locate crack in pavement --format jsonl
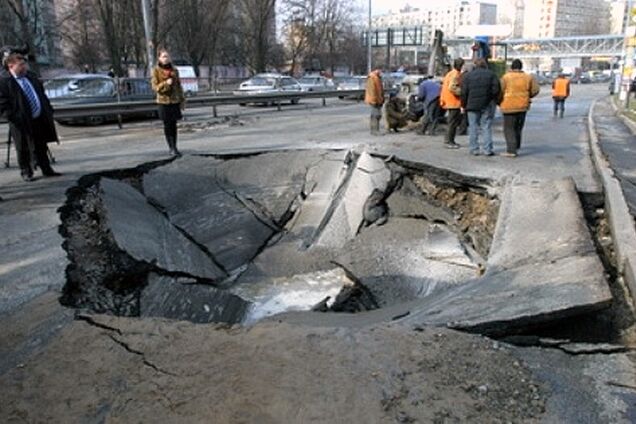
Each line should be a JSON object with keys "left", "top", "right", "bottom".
{"left": 78, "top": 314, "right": 178, "bottom": 377}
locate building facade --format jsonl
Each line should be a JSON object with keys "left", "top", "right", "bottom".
{"left": 609, "top": 0, "right": 628, "bottom": 35}
{"left": 372, "top": 1, "right": 497, "bottom": 40}
{"left": 522, "top": 0, "right": 611, "bottom": 39}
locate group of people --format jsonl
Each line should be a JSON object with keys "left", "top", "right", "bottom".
{"left": 0, "top": 47, "right": 185, "bottom": 186}
{"left": 365, "top": 58, "right": 572, "bottom": 158}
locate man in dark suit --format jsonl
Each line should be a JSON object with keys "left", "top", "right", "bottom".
{"left": 0, "top": 51, "right": 60, "bottom": 181}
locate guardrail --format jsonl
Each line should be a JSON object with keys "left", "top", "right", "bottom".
{"left": 50, "top": 89, "right": 366, "bottom": 121}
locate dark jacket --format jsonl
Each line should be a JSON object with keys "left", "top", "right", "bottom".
{"left": 0, "top": 70, "right": 58, "bottom": 145}
{"left": 461, "top": 67, "right": 501, "bottom": 112}
{"left": 385, "top": 97, "right": 408, "bottom": 129}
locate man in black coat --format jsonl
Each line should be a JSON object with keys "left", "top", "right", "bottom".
{"left": 461, "top": 58, "right": 500, "bottom": 156}
{"left": 0, "top": 52, "right": 59, "bottom": 181}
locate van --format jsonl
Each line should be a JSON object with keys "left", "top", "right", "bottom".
{"left": 176, "top": 66, "right": 199, "bottom": 96}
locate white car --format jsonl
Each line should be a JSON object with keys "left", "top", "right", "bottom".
{"left": 175, "top": 66, "right": 199, "bottom": 96}
{"left": 234, "top": 73, "right": 302, "bottom": 105}
{"left": 297, "top": 76, "right": 335, "bottom": 92}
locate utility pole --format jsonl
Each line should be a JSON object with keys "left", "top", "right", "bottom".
{"left": 141, "top": 0, "right": 154, "bottom": 76}
{"left": 367, "top": 0, "right": 372, "bottom": 74}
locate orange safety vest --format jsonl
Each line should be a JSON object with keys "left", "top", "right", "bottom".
{"left": 365, "top": 71, "right": 384, "bottom": 106}
{"left": 552, "top": 78, "right": 570, "bottom": 98}
{"left": 440, "top": 69, "right": 461, "bottom": 110}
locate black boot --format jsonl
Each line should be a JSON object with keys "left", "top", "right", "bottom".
{"left": 166, "top": 136, "right": 181, "bottom": 157}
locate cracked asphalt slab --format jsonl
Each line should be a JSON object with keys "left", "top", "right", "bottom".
{"left": 1, "top": 86, "right": 635, "bottom": 422}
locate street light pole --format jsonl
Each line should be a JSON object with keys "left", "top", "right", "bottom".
{"left": 367, "top": 0, "right": 372, "bottom": 74}
{"left": 141, "top": 0, "right": 154, "bottom": 76}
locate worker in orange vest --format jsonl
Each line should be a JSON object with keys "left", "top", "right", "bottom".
{"left": 552, "top": 73, "right": 571, "bottom": 118}
{"left": 499, "top": 59, "right": 540, "bottom": 157}
{"left": 440, "top": 57, "right": 465, "bottom": 149}
{"left": 365, "top": 67, "right": 385, "bottom": 135}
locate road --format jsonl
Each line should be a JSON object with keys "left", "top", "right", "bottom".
{"left": 2, "top": 83, "right": 635, "bottom": 423}
{"left": 0, "top": 84, "right": 605, "bottom": 315}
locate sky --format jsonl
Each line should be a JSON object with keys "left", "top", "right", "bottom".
{"left": 364, "top": 0, "right": 509, "bottom": 17}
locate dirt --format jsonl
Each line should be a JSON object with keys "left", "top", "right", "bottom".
{"left": 0, "top": 315, "right": 547, "bottom": 423}
{"left": 411, "top": 174, "right": 499, "bottom": 257}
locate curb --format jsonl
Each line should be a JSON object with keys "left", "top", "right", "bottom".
{"left": 588, "top": 99, "right": 636, "bottom": 305}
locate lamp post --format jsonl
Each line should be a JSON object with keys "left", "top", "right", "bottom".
{"left": 367, "top": 0, "right": 372, "bottom": 74}
{"left": 621, "top": 0, "right": 634, "bottom": 105}
{"left": 141, "top": 0, "right": 154, "bottom": 76}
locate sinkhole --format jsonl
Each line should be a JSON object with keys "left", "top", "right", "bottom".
{"left": 58, "top": 149, "right": 621, "bottom": 339}
{"left": 58, "top": 149, "right": 500, "bottom": 326}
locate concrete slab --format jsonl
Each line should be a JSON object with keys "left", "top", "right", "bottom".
{"left": 140, "top": 274, "right": 249, "bottom": 324}
{"left": 338, "top": 218, "right": 479, "bottom": 306}
{"left": 100, "top": 178, "right": 226, "bottom": 280}
{"left": 279, "top": 179, "right": 612, "bottom": 335}
{"left": 315, "top": 151, "right": 392, "bottom": 248}
{"left": 232, "top": 268, "right": 354, "bottom": 324}
{"left": 143, "top": 156, "right": 275, "bottom": 271}
{"left": 487, "top": 179, "right": 597, "bottom": 272}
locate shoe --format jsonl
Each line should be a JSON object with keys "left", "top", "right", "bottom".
{"left": 500, "top": 152, "right": 517, "bottom": 158}
{"left": 21, "top": 173, "right": 35, "bottom": 182}
{"left": 444, "top": 142, "right": 460, "bottom": 149}
{"left": 42, "top": 169, "right": 62, "bottom": 177}
{"left": 483, "top": 151, "right": 495, "bottom": 157}
{"left": 470, "top": 150, "right": 480, "bottom": 156}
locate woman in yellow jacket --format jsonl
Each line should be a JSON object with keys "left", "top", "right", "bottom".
{"left": 151, "top": 49, "right": 186, "bottom": 157}
{"left": 499, "top": 59, "right": 540, "bottom": 157}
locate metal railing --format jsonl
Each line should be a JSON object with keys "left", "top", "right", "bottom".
{"left": 48, "top": 89, "right": 366, "bottom": 122}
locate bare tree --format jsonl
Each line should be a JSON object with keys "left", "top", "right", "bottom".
{"left": 57, "top": 0, "right": 103, "bottom": 71}
{"left": 280, "top": 0, "right": 358, "bottom": 74}
{"left": 167, "top": 0, "right": 230, "bottom": 76}
{"left": 2, "top": 0, "right": 59, "bottom": 73}
{"left": 234, "top": 0, "right": 277, "bottom": 73}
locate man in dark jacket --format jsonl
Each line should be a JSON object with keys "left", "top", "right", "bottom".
{"left": 0, "top": 52, "right": 59, "bottom": 181}
{"left": 461, "top": 58, "right": 500, "bottom": 156}
{"left": 417, "top": 76, "right": 443, "bottom": 135}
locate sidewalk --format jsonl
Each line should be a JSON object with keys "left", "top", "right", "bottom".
{"left": 596, "top": 97, "right": 636, "bottom": 216}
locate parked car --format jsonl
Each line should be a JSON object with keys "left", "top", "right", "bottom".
{"left": 45, "top": 75, "right": 156, "bottom": 125}
{"left": 297, "top": 75, "right": 335, "bottom": 92}
{"left": 234, "top": 73, "right": 302, "bottom": 105}
{"left": 175, "top": 66, "right": 199, "bottom": 96}
{"left": 534, "top": 73, "right": 552, "bottom": 86}
{"left": 337, "top": 76, "right": 367, "bottom": 100}
{"left": 45, "top": 74, "right": 113, "bottom": 100}
{"left": 571, "top": 74, "right": 592, "bottom": 84}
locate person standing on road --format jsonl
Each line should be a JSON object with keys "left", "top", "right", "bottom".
{"left": 151, "top": 49, "right": 185, "bottom": 157}
{"left": 552, "top": 73, "right": 570, "bottom": 118}
{"left": 499, "top": 59, "right": 540, "bottom": 158}
{"left": 365, "top": 67, "right": 384, "bottom": 135}
{"left": 417, "top": 76, "right": 443, "bottom": 136}
{"left": 461, "top": 58, "right": 500, "bottom": 156}
{"left": 440, "top": 58, "right": 465, "bottom": 149}
{"left": 0, "top": 52, "right": 60, "bottom": 182}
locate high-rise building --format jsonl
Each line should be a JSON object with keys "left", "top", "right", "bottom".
{"left": 609, "top": 0, "right": 629, "bottom": 35}
{"left": 522, "top": 0, "right": 610, "bottom": 39}
{"left": 372, "top": 1, "right": 497, "bottom": 40}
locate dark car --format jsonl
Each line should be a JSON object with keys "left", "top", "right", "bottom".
{"left": 570, "top": 74, "right": 592, "bottom": 84}
{"left": 45, "top": 74, "right": 156, "bottom": 125}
